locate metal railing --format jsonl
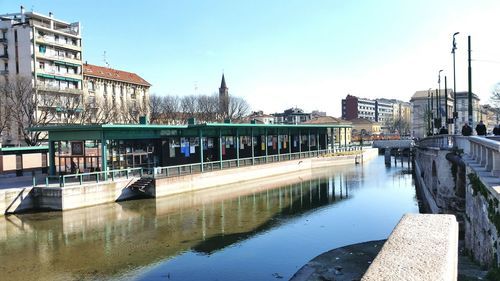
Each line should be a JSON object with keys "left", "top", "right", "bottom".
{"left": 150, "top": 146, "right": 362, "bottom": 179}
{"left": 39, "top": 146, "right": 363, "bottom": 187}
{"left": 44, "top": 167, "right": 143, "bottom": 187}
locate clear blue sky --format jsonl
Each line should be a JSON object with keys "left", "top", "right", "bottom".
{"left": 2, "top": 0, "right": 500, "bottom": 116}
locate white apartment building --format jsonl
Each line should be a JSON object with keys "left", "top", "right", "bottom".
{"left": 0, "top": 7, "right": 83, "bottom": 145}
{"left": 375, "top": 99, "right": 393, "bottom": 126}
{"left": 83, "top": 64, "right": 150, "bottom": 123}
{"left": 357, "top": 98, "right": 376, "bottom": 121}
{"left": 0, "top": 7, "right": 151, "bottom": 146}
{"left": 454, "top": 92, "right": 481, "bottom": 129}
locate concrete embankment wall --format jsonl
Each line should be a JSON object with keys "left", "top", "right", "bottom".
{"left": 0, "top": 178, "right": 140, "bottom": 214}
{"left": 413, "top": 148, "right": 464, "bottom": 215}
{"left": 149, "top": 148, "right": 378, "bottom": 198}
{"left": 362, "top": 214, "right": 458, "bottom": 281}
{"left": 463, "top": 162, "right": 500, "bottom": 267}
{"left": 414, "top": 147, "right": 500, "bottom": 268}
{"left": 0, "top": 148, "right": 378, "bottom": 215}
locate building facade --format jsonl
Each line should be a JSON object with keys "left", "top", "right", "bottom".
{"left": 0, "top": 7, "right": 83, "bottom": 146}
{"left": 272, "top": 107, "right": 312, "bottom": 124}
{"left": 410, "top": 89, "right": 455, "bottom": 138}
{"left": 82, "top": 64, "right": 150, "bottom": 124}
{"left": 454, "top": 91, "right": 481, "bottom": 129}
{"left": 0, "top": 7, "right": 150, "bottom": 146}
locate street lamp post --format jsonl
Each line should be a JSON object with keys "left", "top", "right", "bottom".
{"left": 445, "top": 76, "right": 448, "bottom": 132}
{"left": 438, "top": 70, "right": 444, "bottom": 128}
{"left": 427, "top": 88, "right": 432, "bottom": 135}
{"left": 452, "top": 32, "right": 459, "bottom": 133}
{"left": 430, "top": 88, "right": 435, "bottom": 134}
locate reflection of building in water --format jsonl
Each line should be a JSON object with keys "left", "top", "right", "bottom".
{"left": 0, "top": 171, "right": 352, "bottom": 281}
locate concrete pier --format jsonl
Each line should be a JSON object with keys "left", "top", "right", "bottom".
{"left": 0, "top": 148, "right": 378, "bottom": 215}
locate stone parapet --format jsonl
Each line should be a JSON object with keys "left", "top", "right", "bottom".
{"left": 362, "top": 214, "right": 458, "bottom": 281}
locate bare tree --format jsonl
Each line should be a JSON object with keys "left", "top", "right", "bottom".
{"left": 149, "top": 93, "right": 164, "bottom": 124}
{"left": 2, "top": 75, "right": 57, "bottom": 146}
{"left": 227, "top": 96, "right": 250, "bottom": 121}
{"left": 180, "top": 95, "right": 197, "bottom": 123}
{"left": 58, "top": 94, "right": 84, "bottom": 124}
{"left": 197, "top": 94, "right": 219, "bottom": 122}
{"left": 491, "top": 82, "right": 500, "bottom": 123}
{"left": 0, "top": 78, "right": 11, "bottom": 138}
{"left": 94, "top": 97, "right": 118, "bottom": 124}
{"left": 162, "top": 95, "right": 180, "bottom": 124}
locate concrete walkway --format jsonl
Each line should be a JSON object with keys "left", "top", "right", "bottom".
{"left": 289, "top": 240, "right": 487, "bottom": 281}
{"left": 0, "top": 172, "right": 48, "bottom": 190}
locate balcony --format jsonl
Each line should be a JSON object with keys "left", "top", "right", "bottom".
{"left": 35, "top": 51, "right": 82, "bottom": 66}
{"left": 0, "top": 38, "right": 6, "bottom": 44}
{"left": 0, "top": 53, "right": 8, "bottom": 59}
{"left": 35, "top": 36, "right": 81, "bottom": 52}
{"left": 36, "top": 85, "right": 84, "bottom": 95}
{"left": 0, "top": 70, "right": 8, "bottom": 75}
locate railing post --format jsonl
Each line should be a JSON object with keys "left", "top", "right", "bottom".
{"left": 79, "top": 175, "right": 83, "bottom": 185}
{"left": 45, "top": 177, "right": 49, "bottom": 187}
{"left": 140, "top": 168, "right": 143, "bottom": 177}
{"left": 60, "top": 175, "right": 64, "bottom": 187}
{"left": 126, "top": 169, "right": 129, "bottom": 179}
{"left": 32, "top": 172, "right": 36, "bottom": 187}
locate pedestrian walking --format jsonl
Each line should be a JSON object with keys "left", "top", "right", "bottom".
{"left": 475, "top": 120, "right": 487, "bottom": 136}
{"left": 493, "top": 124, "right": 500, "bottom": 136}
{"left": 461, "top": 123, "right": 472, "bottom": 136}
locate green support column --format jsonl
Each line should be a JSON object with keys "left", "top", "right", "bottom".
{"left": 277, "top": 129, "right": 281, "bottom": 160}
{"left": 49, "top": 140, "right": 56, "bottom": 176}
{"left": 199, "top": 129, "right": 204, "bottom": 172}
{"left": 316, "top": 130, "right": 320, "bottom": 153}
{"left": 288, "top": 129, "right": 291, "bottom": 160}
{"left": 251, "top": 128, "right": 255, "bottom": 165}
{"left": 338, "top": 128, "right": 341, "bottom": 147}
{"left": 265, "top": 129, "right": 268, "bottom": 162}
{"left": 344, "top": 127, "right": 347, "bottom": 147}
{"left": 308, "top": 130, "right": 311, "bottom": 154}
{"left": 298, "top": 130, "right": 302, "bottom": 157}
{"left": 325, "top": 129, "right": 329, "bottom": 152}
{"left": 101, "top": 136, "right": 107, "bottom": 180}
{"left": 236, "top": 128, "right": 240, "bottom": 167}
{"left": 219, "top": 128, "right": 223, "bottom": 169}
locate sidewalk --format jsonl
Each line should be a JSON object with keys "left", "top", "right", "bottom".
{"left": 0, "top": 172, "right": 48, "bottom": 190}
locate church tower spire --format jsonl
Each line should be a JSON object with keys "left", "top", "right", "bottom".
{"left": 219, "top": 73, "right": 229, "bottom": 116}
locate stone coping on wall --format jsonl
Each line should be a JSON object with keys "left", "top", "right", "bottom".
{"left": 362, "top": 214, "right": 458, "bottom": 281}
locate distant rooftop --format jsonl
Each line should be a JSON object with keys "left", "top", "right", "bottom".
{"left": 83, "top": 64, "right": 151, "bottom": 87}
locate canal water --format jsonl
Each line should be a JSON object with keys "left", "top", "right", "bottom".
{"left": 0, "top": 155, "right": 418, "bottom": 281}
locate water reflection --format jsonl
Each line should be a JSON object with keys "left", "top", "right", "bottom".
{"left": 0, "top": 166, "right": 355, "bottom": 281}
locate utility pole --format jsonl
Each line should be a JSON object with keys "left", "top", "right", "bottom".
{"left": 452, "top": 32, "right": 459, "bottom": 133}
{"left": 431, "top": 89, "right": 434, "bottom": 134}
{"left": 427, "top": 89, "right": 431, "bottom": 135}
{"left": 438, "top": 70, "right": 443, "bottom": 128}
{"left": 468, "top": 35, "right": 473, "bottom": 127}
{"left": 445, "top": 76, "right": 448, "bottom": 132}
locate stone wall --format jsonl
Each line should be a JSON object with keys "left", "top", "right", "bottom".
{"left": 362, "top": 214, "right": 458, "bottom": 281}
{"left": 414, "top": 148, "right": 464, "bottom": 215}
{"left": 464, "top": 165, "right": 500, "bottom": 267}
{"left": 414, "top": 145, "right": 500, "bottom": 268}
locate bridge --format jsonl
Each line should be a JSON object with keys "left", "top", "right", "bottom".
{"left": 413, "top": 134, "right": 500, "bottom": 270}
{"left": 372, "top": 139, "right": 414, "bottom": 149}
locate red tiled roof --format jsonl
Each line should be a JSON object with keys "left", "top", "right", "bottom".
{"left": 83, "top": 64, "right": 151, "bottom": 87}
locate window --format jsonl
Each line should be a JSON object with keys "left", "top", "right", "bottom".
{"left": 131, "top": 87, "right": 136, "bottom": 99}
{"left": 38, "top": 45, "right": 46, "bottom": 53}
{"left": 39, "top": 62, "right": 45, "bottom": 70}
{"left": 104, "top": 83, "right": 108, "bottom": 94}
{"left": 88, "top": 81, "right": 95, "bottom": 91}
{"left": 54, "top": 35, "right": 59, "bottom": 42}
